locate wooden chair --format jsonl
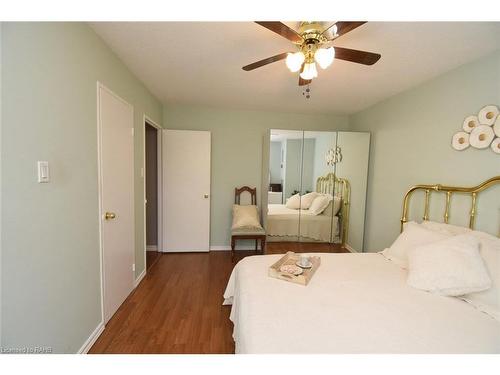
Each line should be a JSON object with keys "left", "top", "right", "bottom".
{"left": 231, "top": 186, "right": 266, "bottom": 262}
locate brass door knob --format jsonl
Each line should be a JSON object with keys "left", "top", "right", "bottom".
{"left": 105, "top": 212, "right": 116, "bottom": 220}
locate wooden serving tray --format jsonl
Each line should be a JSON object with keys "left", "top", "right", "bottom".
{"left": 268, "top": 251, "right": 321, "bottom": 286}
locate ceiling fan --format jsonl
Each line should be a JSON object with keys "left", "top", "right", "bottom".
{"left": 242, "top": 21, "right": 381, "bottom": 86}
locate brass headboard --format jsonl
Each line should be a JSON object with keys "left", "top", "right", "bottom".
{"left": 316, "top": 173, "right": 350, "bottom": 246}
{"left": 401, "top": 176, "right": 500, "bottom": 233}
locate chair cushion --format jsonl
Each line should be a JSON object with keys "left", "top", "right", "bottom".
{"left": 232, "top": 227, "right": 266, "bottom": 236}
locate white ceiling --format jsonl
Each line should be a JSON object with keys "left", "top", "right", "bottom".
{"left": 90, "top": 22, "right": 500, "bottom": 114}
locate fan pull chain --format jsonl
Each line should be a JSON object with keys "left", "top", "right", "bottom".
{"left": 302, "top": 84, "right": 311, "bottom": 99}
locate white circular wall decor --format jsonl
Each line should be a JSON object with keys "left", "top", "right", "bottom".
{"left": 478, "top": 105, "right": 499, "bottom": 126}
{"left": 494, "top": 115, "right": 500, "bottom": 138}
{"left": 451, "top": 131, "right": 470, "bottom": 151}
{"left": 462, "top": 115, "right": 479, "bottom": 133}
{"left": 469, "top": 125, "right": 494, "bottom": 149}
{"left": 491, "top": 138, "right": 500, "bottom": 154}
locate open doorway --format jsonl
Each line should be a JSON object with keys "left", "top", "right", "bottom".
{"left": 144, "top": 117, "right": 162, "bottom": 270}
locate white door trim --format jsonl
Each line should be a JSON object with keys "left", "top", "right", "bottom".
{"left": 143, "top": 115, "right": 163, "bottom": 264}
{"left": 96, "top": 81, "right": 134, "bottom": 325}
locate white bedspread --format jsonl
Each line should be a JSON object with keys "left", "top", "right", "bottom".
{"left": 223, "top": 253, "right": 500, "bottom": 353}
{"left": 266, "top": 204, "right": 338, "bottom": 242}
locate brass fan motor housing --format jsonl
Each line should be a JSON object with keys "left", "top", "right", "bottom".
{"left": 296, "top": 22, "right": 335, "bottom": 63}
{"left": 297, "top": 22, "right": 333, "bottom": 44}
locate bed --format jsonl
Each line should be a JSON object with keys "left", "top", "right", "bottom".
{"left": 266, "top": 173, "right": 350, "bottom": 245}
{"left": 266, "top": 204, "right": 338, "bottom": 242}
{"left": 224, "top": 177, "right": 500, "bottom": 353}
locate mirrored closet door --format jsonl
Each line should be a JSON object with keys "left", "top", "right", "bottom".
{"left": 265, "top": 129, "right": 370, "bottom": 252}
{"left": 267, "top": 130, "right": 304, "bottom": 242}
{"left": 335, "top": 132, "right": 370, "bottom": 252}
{"left": 299, "top": 131, "right": 337, "bottom": 244}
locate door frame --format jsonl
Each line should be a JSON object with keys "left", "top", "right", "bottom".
{"left": 96, "top": 81, "right": 134, "bottom": 325}
{"left": 143, "top": 115, "right": 163, "bottom": 259}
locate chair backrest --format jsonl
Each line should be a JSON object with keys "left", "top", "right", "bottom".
{"left": 235, "top": 186, "right": 257, "bottom": 205}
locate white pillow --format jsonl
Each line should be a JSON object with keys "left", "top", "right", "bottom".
{"left": 420, "top": 221, "right": 472, "bottom": 236}
{"left": 407, "top": 234, "right": 492, "bottom": 296}
{"left": 300, "top": 192, "right": 320, "bottom": 209}
{"left": 332, "top": 196, "right": 342, "bottom": 215}
{"left": 317, "top": 195, "right": 342, "bottom": 216}
{"left": 285, "top": 193, "right": 301, "bottom": 209}
{"left": 308, "top": 195, "right": 330, "bottom": 215}
{"left": 231, "top": 204, "right": 262, "bottom": 230}
{"left": 461, "top": 230, "right": 500, "bottom": 320}
{"left": 381, "top": 221, "right": 450, "bottom": 268}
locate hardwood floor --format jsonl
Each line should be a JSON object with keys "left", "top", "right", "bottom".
{"left": 90, "top": 243, "right": 348, "bottom": 354}
{"left": 146, "top": 250, "right": 161, "bottom": 270}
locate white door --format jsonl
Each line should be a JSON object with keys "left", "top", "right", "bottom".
{"left": 162, "top": 130, "right": 211, "bottom": 252}
{"left": 98, "top": 84, "right": 135, "bottom": 323}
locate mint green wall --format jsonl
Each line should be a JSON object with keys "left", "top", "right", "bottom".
{"left": 284, "top": 138, "right": 315, "bottom": 198}
{"left": 1, "top": 23, "right": 162, "bottom": 352}
{"left": 311, "top": 132, "right": 336, "bottom": 187}
{"left": 269, "top": 141, "right": 281, "bottom": 184}
{"left": 163, "top": 104, "right": 349, "bottom": 247}
{"left": 351, "top": 51, "right": 500, "bottom": 251}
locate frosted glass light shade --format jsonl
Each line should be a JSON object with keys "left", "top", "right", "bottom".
{"left": 299, "top": 62, "right": 318, "bottom": 80}
{"left": 285, "top": 52, "right": 305, "bottom": 72}
{"left": 314, "top": 47, "right": 335, "bottom": 69}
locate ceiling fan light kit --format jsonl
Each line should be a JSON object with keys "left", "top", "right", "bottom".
{"left": 315, "top": 47, "right": 335, "bottom": 69}
{"left": 242, "top": 21, "right": 381, "bottom": 96}
{"left": 300, "top": 62, "right": 318, "bottom": 80}
{"left": 285, "top": 52, "right": 305, "bottom": 72}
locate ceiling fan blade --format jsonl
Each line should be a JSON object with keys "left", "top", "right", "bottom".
{"left": 334, "top": 46, "right": 381, "bottom": 65}
{"left": 322, "top": 21, "right": 366, "bottom": 39}
{"left": 255, "top": 21, "right": 303, "bottom": 44}
{"left": 242, "top": 52, "right": 290, "bottom": 71}
{"left": 298, "top": 76, "right": 311, "bottom": 86}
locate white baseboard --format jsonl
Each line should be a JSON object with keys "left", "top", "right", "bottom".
{"left": 134, "top": 268, "right": 146, "bottom": 288}
{"left": 78, "top": 322, "right": 105, "bottom": 354}
{"left": 210, "top": 245, "right": 260, "bottom": 251}
{"left": 146, "top": 245, "right": 158, "bottom": 251}
{"left": 79, "top": 266, "right": 146, "bottom": 353}
{"left": 345, "top": 243, "right": 357, "bottom": 253}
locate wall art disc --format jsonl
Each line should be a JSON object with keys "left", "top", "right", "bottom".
{"left": 494, "top": 115, "right": 500, "bottom": 138}
{"left": 478, "top": 105, "right": 498, "bottom": 126}
{"left": 462, "top": 115, "right": 479, "bottom": 133}
{"left": 451, "top": 131, "right": 470, "bottom": 150}
{"left": 469, "top": 125, "right": 494, "bottom": 149}
{"left": 491, "top": 137, "right": 500, "bottom": 154}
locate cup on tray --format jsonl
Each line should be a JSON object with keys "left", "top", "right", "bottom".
{"left": 299, "top": 255, "right": 310, "bottom": 267}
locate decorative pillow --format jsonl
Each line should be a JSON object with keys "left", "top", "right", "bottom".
{"left": 332, "top": 196, "right": 342, "bottom": 215}
{"left": 308, "top": 195, "right": 330, "bottom": 215}
{"left": 318, "top": 195, "right": 342, "bottom": 216}
{"left": 461, "top": 230, "right": 500, "bottom": 320}
{"left": 300, "top": 192, "right": 320, "bottom": 209}
{"left": 381, "top": 221, "right": 450, "bottom": 268}
{"left": 420, "top": 221, "right": 472, "bottom": 236}
{"left": 285, "top": 193, "right": 301, "bottom": 209}
{"left": 231, "top": 204, "right": 262, "bottom": 230}
{"left": 407, "top": 234, "right": 492, "bottom": 296}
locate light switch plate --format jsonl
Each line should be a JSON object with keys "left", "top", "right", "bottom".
{"left": 37, "top": 161, "right": 50, "bottom": 183}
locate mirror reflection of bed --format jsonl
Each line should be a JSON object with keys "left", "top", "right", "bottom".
{"left": 265, "top": 129, "right": 370, "bottom": 254}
